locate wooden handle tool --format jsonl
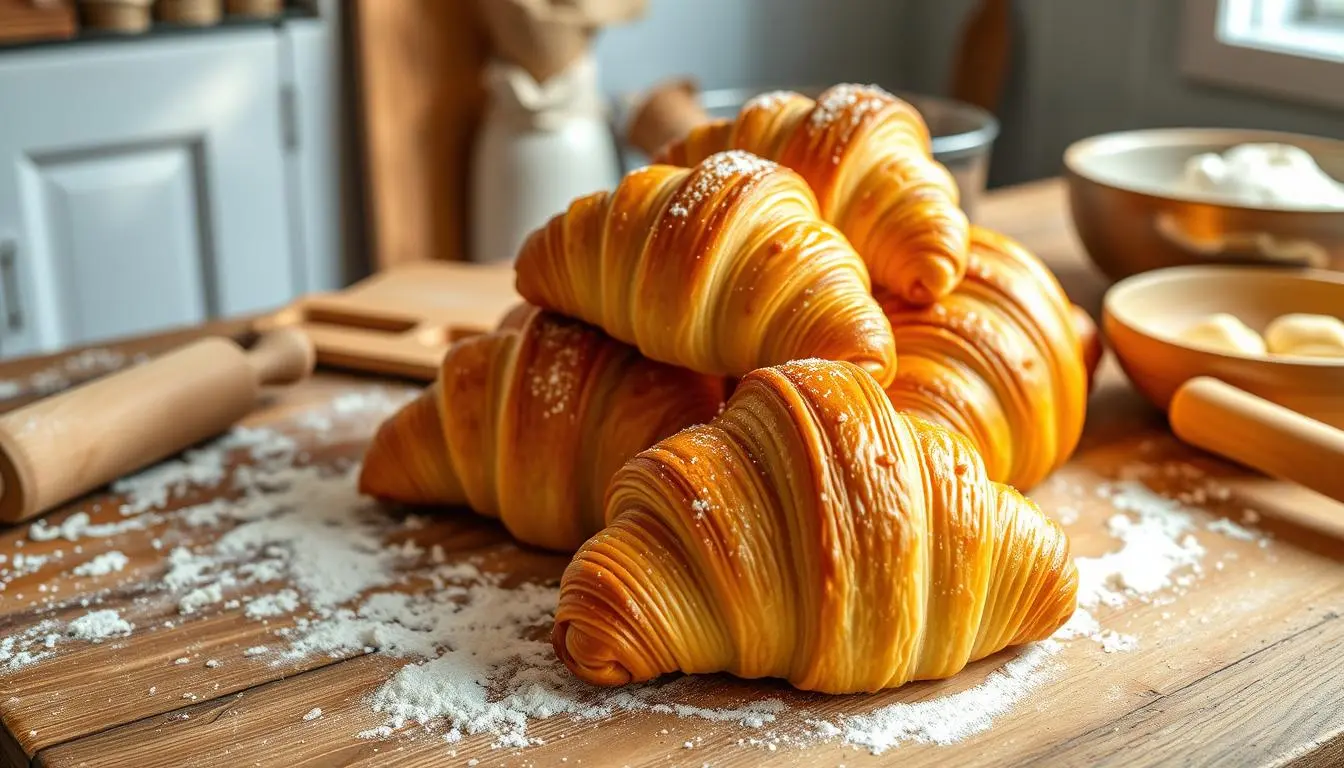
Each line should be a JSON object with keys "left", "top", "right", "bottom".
{"left": 0, "top": 328, "right": 316, "bottom": 523}
{"left": 1170, "top": 376, "right": 1344, "bottom": 505}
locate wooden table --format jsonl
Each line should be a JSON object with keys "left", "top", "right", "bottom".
{"left": 0, "top": 179, "right": 1341, "bottom": 767}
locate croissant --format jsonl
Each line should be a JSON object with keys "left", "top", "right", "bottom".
{"left": 553, "top": 359, "right": 1078, "bottom": 695}
{"left": 358, "top": 304, "right": 726, "bottom": 552}
{"left": 514, "top": 149, "right": 898, "bottom": 387}
{"left": 880, "top": 226, "right": 1089, "bottom": 490}
{"left": 656, "top": 83, "right": 969, "bottom": 305}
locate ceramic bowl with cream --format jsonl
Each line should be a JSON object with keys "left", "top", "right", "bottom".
{"left": 1102, "top": 265, "right": 1344, "bottom": 429}
{"left": 1064, "top": 128, "right": 1344, "bottom": 282}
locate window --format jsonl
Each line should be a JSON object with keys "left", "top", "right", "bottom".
{"left": 1181, "top": 0, "right": 1344, "bottom": 109}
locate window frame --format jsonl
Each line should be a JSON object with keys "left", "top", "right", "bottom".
{"left": 1180, "top": 0, "right": 1344, "bottom": 110}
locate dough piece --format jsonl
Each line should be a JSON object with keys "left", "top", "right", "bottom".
{"left": 1265, "top": 313, "right": 1344, "bottom": 358}
{"left": 1177, "top": 313, "right": 1267, "bottom": 356}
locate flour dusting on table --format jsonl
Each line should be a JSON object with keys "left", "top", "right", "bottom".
{"left": 67, "top": 609, "right": 133, "bottom": 641}
{"left": 1047, "top": 448, "right": 1272, "bottom": 653}
{"left": 0, "top": 390, "right": 1275, "bottom": 759}
{"left": 825, "top": 641, "right": 1061, "bottom": 752}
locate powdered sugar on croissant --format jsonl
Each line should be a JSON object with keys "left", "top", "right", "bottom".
{"left": 658, "top": 83, "right": 970, "bottom": 305}
{"left": 515, "top": 149, "right": 898, "bottom": 385}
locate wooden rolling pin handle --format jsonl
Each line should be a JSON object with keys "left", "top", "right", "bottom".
{"left": 1170, "top": 376, "right": 1344, "bottom": 505}
{"left": 0, "top": 329, "right": 316, "bottom": 524}
{"left": 247, "top": 326, "right": 317, "bottom": 386}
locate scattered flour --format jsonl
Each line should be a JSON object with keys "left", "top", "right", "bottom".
{"left": 178, "top": 583, "right": 227, "bottom": 615}
{"left": 1052, "top": 457, "right": 1271, "bottom": 654}
{"left": 0, "top": 621, "right": 60, "bottom": 669}
{"left": 817, "top": 641, "right": 1061, "bottom": 753}
{"left": 1205, "top": 517, "right": 1258, "bottom": 541}
{"left": 29, "top": 511, "right": 157, "bottom": 542}
{"left": 1076, "top": 481, "right": 1206, "bottom": 609}
{"left": 303, "top": 707, "right": 323, "bottom": 721}
{"left": 72, "top": 551, "right": 128, "bottom": 577}
{"left": 333, "top": 563, "right": 795, "bottom": 750}
{"left": 67, "top": 609, "right": 132, "bottom": 641}
{"left": 245, "top": 590, "right": 300, "bottom": 619}
{"left": 0, "top": 386, "right": 414, "bottom": 674}
{"left": 1, "top": 387, "right": 1278, "bottom": 761}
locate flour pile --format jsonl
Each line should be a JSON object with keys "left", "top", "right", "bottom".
{"left": 1052, "top": 454, "right": 1272, "bottom": 653}
{"left": 827, "top": 640, "right": 1061, "bottom": 752}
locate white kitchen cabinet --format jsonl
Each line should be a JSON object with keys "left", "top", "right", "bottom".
{"left": 0, "top": 19, "right": 346, "bottom": 358}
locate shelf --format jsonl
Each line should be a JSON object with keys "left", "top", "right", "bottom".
{"left": 0, "top": 3, "right": 318, "bottom": 54}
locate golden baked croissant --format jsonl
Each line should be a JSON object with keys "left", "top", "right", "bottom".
{"left": 656, "top": 83, "right": 969, "bottom": 305}
{"left": 553, "top": 359, "right": 1078, "bottom": 695}
{"left": 514, "top": 149, "right": 898, "bottom": 386}
{"left": 1072, "top": 304, "right": 1104, "bottom": 390}
{"left": 880, "top": 226, "right": 1089, "bottom": 490}
{"left": 358, "top": 304, "right": 726, "bottom": 552}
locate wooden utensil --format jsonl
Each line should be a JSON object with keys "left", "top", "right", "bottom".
{"left": 1104, "top": 264, "right": 1344, "bottom": 503}
{"left": 950, "top": 0, "right": 1013, "bottom": 115}
{"left": 1170, "top": 377, "right": 1344, "bottom": 503}
{"left": 0, "top": 327, "right": 315, "bottom": 524}
{"left": 254, "top": 261, "right": 520, "bottom": 381}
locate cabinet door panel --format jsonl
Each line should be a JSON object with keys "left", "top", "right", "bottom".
{"left": 22, "top": 142, "right": 211, "bottom": 345}
{"left": 0, "top": 31, "right": 294, "bottom": 357}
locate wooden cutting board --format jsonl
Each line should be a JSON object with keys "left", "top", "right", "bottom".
{"left": 254, "top": 262, "right": 522, "bottom": 380}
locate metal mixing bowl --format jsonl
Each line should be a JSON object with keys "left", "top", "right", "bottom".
{"left": 616, "top": 85, "right": 1000, "bottom": 221}
{"left": 1064, "top": 127, "right": 1344, "bottom": 283}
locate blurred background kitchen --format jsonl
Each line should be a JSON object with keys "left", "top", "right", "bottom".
{"left": 0, "top": 0, "right": 1340, "bottom": 358}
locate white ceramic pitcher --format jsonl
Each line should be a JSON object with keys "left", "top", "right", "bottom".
{"left": 469, "top": 53, "right": 622, "bottom": 264}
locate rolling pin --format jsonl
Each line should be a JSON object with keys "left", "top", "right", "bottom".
{"left": 1170, "top": 376, "right": 1344, "bottom": 505}
{"left": 0, "top": 328, "right": 316, "bottom": 523}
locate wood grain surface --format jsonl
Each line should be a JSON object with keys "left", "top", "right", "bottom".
{"left": 0, "top": 180, "right": 1338, "bottom": 768}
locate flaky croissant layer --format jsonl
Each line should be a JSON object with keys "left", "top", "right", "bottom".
{"left": 658, "top": 83, "right": 970, "bottom": 305}
{"left": 553, "top": 359, "right": 1078, "bottom": 694}
{"left": 515, "top": 149, "right": 898, "bottom": 386}
{"left": 881, "top": 226, "right": 1089, "bottom": 490}
{"left": 359, "top": 305, "right": 726, "bottom": 552}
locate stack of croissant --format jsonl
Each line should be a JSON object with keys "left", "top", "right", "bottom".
{"left": 359, "top": 84, "right": 1091, "bottom": 695}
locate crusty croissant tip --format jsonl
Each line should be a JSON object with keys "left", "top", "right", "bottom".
{"left": 358, "top": 384, "right": 467, "bottom": 506}
{"left": 552, "top": 619, "right": 634, "bottom": 687}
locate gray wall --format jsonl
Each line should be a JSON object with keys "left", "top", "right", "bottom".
{"left": 903, "top": 0, "right": 1344, "bottom": 187}
{"left": 591, "top": 0, "right": 1344, "bottom": 188}
{"left": 592, "top": 0, "right": 910, "bottom": 98}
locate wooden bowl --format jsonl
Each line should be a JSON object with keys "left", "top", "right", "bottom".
{"left": 1065, "top": 128, "right": 1344, "bottom": 282}
{"left": 1103, "top": 265, "right": 1344, "bottom": 429}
